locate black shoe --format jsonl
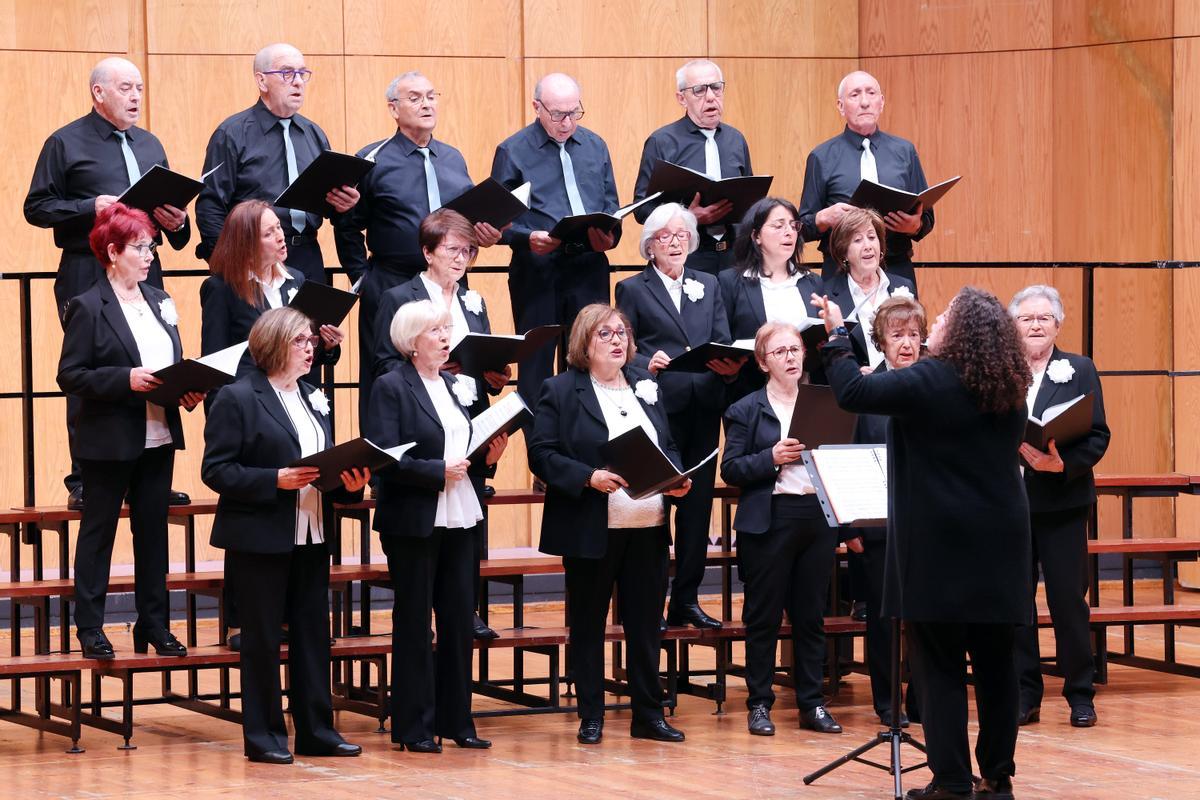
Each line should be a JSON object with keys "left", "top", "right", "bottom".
{"left": 747, "top": 704, "right": 775, "bottom": 736}
{"left": 1017, "top": 706, "right": 1040, "bottom": 726}
{"left": 67, "top": 486, "right": 84, "bottom": 511}
{"left": 295, "top": 741, "right": 361, "bottom": 757}
{"left": 532, "top": 478, "right": 547, "bottom": 493}
{"left": 666, "top": 603, "right": 722, "bottom": 630}
{"left": 659, "top": 617, "right": 668, "bottom": 634}
{"left": 630, "top": 717, "right": 685, "bottom": 742}
{"left": 877, "top": 709, "right": 910, "bottom": 728}
{"left": 398, "top": 739, "right": 442, "bottom": 753}
{"left": 905, "top": 782, "right": 971, "bottom": 799}
{"left": 577, "top": 719, "right": 603, "bottom": 744}
{"left": 247, "top": 750, "right": 293, "bottom": 765}
{"left": 1070, "top": 704, "right": 1097, "bottom": 728}
{"left": 168, "top": 489, "right": 190, "bottom": 506}
{"left": 450, "top": 736, "right": 492, "bottom": 749}
{"left": 482, "top": 484, "right": 496, "bottom": 498}
{"left": 799, "top": 705, "right": 843, "bottom": 734}
{"left": 132, "top": 627, "right": 186, "bottom": 656}
{"left": 972, "top": 776, "right": 1014, "bottom": 799}
{"left": 851, "top": 600, "right": 868, "bottom": 621}
{"left": 77, "top": 629, "right": 115, "bottom": 660}
{"left": 227, "top": 633, "right": 241, "bottom": 652}
{"left": 473, "top": 614, "right": 499, "bottom": 640}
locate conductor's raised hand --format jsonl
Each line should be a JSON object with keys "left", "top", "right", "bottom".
{"left": 810, "top": 293, "right": 845, "bottom": 332}
{"left": 663, "top": 478, "right": 692, "bottom": 498}
{"left": 130, "top": 366, "right": 163, "bottom": 393}
{"left": 1019, "top": 440, "right": 1065, "bottom": 473}
{"left": 772, "top": 437, "right": 806, "bottom": 465}
{"left": 277, "top": 466, "right": 320, "bottom": 489}
{"left": 339, "top": 467, "right": 370, "bottom": 492}
{"left": 647, "top": 350, "right": 672, "bottom": 376}
{"left": 588, "top": 469, "right": 627, "bottom": 494}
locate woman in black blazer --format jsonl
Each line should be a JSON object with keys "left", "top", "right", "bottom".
{"left": 720, "top": 322, "right": 844, "bottom": 737}
{"left": 615, "top": 202, "right": 741, "bottom": 630}
{"left": 202, "top": 307, "right": 368, "bottom": 765}
{"left": 820, "top": 207, "right": 917, "bottom": 370}
{"left": 366, "top": 299, "right": 508, "bottom": 754}
{"left": 1009, "top": 285, "right": 1110, "bottom": 729}
{"left": 529, "top": 303, "right": 691, "bottom": 746}
{"left": 814, "top": 287, "right": 1032, "bottom": 800}
{"left": 56, "top": 203, "right": 202, "bottom": 660}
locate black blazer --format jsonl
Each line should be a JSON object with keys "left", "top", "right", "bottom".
{"left": 201, "top": 370, "right": 362, "bottom": 554}
{"left": 850, "top": 361, "right": 890, "bottom": 543}
{"left": 366, "top": 360, "right": 489, "bottom": 538}
{"left": 57, "top": 279, "right": 186, "bottom": 460}
{"left": 529, "top": 366, "right": 681, "bottom": 559}
{"left": 1023, "top": 348, "right": 1110, "bottom": 513}
{"left": 822, "top": 335, "right": 1032, "bottom": 625}
{"left": 614, "top": 265, "right": 733, "bottom": 415}
{"left": 821, "top": 270, "right": 917, "bottom": 366}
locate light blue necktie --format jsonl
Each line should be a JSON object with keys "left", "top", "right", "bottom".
{"left": 114, "top": 130, "right": 140, "bottom": 188}
{"left": 557, "top": 141, "right": 586, "bottom": 216}
{"left": 279, "top": 118, "right": 308, "bottom": 233}
{"left": 417, "top": 146, "right": 442, "bottom": 211}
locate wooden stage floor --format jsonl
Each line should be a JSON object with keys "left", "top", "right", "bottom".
{"left": 2, "top": 583, "right": 1198, "bottom": 800}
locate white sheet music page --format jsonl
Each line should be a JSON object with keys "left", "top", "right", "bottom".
{"left": 809, "top": 446, "right": 887, "bottom": 525}
{"left": 468, "top": 392, "right": 528, "bottom": 454}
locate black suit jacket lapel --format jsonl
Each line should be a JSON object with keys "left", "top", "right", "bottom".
{"left": 144, "top": 289, "right": 183, "bottom": 363}
{"left": 573, "top": 368, "right": 607, "bottom": 431}
{"left": 678, "top": 269, "right": 709, "bottom": 345}
{"left": 96, "top": 281, "right": 144, "bottom": 365}
{"left": 641, "top": 268, "right": 688, "bottom": 340}
{"left": 297, "top": 380, "right": 333, "bottom": 447}
{"left": 402, "top": 361, "right": 443, "bottom": 430}
{"left": 744, "top": 278, "right": 767, "bottom": 328}
{"left": 755, "top": 391, "right": 782, "bottom": 444}
{"left": 251, "top": 371, "right": 301, "bottom": 448}
{"left": 1032, "top": 347, "right": 1069, "bottom": 417}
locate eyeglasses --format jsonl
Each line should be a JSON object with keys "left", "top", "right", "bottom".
{"left": 536, "top": 101, "right": 585, "bottom": 122}
{"left": 767, "top": 345, "right": 803, "bottom": 360}
{"left": 260, "top": 68, "right": 313, "bottom": 84}
{"left": 682, "top": 81, "right": 726, "bottom": 97}
{"left": 596, "top": 327, "right": 627, "bottom": 342}
{"left": 428, "top": 324, "right": 455, "bottom": 337}
{"left": 391, "top": 91, "right": 441, "bottom": 107}
{"left": 127, "top": 242, "right": 157, "bottom": 256}
{"left": 438, "top": 244, "right": 478, "bottom": 261}
{"left": 764, "top": 220, "right": 801, "bottom": 233}
{"left": 291, "top": 334, "right": 321, "bottom": 350}
{"left": 1015, "top": 314, "right": 1057, "bottom": 326}
{"left": 653, "top": 230, "right": 692, "bottom": 245}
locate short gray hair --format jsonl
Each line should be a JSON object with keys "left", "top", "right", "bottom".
{"left": 385, "top": 71, "right": 425, "bottom": 102}
{"left": 389, "top": 299, "right": 451, "bottom": 359}
{"left": 639, "top": 202, "right": 700, "bottom": 260}
{"left": 676, "top": 59, "right": 722, "bottom": 90}
{"left": 1008, "top": 284, "right": 1065, "bottom": 323}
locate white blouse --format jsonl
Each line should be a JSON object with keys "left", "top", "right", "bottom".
{"left": 1026, "top": 368, "right": 1045, "bottom": 416}
{"left": 846, "top": 269, "right": 892, "bottom": 369}
{"left": 767, "top": 393, "right": 816, "bottom": 496}
{"left": 251, "top": 263, "right": 291, "bottom": 309}
{"left": 118, "top": 297, "right": 174, "bottom": 449}
{"left": 591, "top": 379, "right": 666, "bottom": 529}
{"left": 274, "top": 387, "right": 327, "bottom": 546}
{"left": 420, "top": 272, "right": 470, "bottom": 349}
{"left": 421, "top": 375, "right": 484, "bottom": 529}
{"left": 756, "top": 272, "right": 809, "bottom": 326}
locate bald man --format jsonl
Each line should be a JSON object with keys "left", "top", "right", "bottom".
{"left": 798, "top": 71, "right": 934, "bottom": 285}
{"left": 490, "top": 72, "right": 621, "bottom": 406}
{"left": 196, "top": 43, "right": 359, "bottom": 283}
{"left": 25, "top": 56, "right": 192, "bottom": 507}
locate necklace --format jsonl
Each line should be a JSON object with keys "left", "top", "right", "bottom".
{"left": 590, "top": 374, "right": 631, "bottom": 417}
{"left": 111, "top": 281, "right": 148, "bottom": 315}
{"left": 766, "top": 387, "right": 797, "bottom": 407}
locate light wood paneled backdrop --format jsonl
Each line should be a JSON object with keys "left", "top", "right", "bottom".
{"left": 0, "top": 0, "right": 1196, "bottom": 579}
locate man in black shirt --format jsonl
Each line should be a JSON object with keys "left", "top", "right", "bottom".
{"left": 196, "top": 43, "right": 359, "bottom": 284}
{"left": 491, "top": 72, "right": 621, "bottom": 407}
{"left": 25, "top": 56, "right": 191, "bottom": 507}
{"left": 633, "top": 59, "right": 751, "bottom": 274}
{"left": 798, "top": 70, "right": 934, "bottom": 285}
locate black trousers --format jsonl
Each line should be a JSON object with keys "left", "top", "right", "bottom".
{"left": 564, "top": 526, "right": 669, "bottom": 722}
{"left": 906, "top": 621, "right": 1019, "bottom": 793}
{"left": 666, "top": 408, "right": 721, "bottom": 608}
{"left": 226, "top": 543, "right": 343, "bottom": 757}
{"left": 1014, "top": 506, "right": 1095, "bottom": 709}
{"left": 356, "top": 260, "right": 423, "bottom": 424}
{"left": 736, "top": 496, "right": 835, "bottom": 711}
{"left": 860, "top": 534, "right": 913, "bottom": 716}
{"left": 283, "top": 238, "right": 327, "bottom": 286}
{"left": 74, "top": 447, "right": 174, "bottom": 632}
{"left": 382, "top": 527, "right": 478, "bottom": 743}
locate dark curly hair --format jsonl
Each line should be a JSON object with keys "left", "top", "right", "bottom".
{"left": 935, "top": 287, "right": 1031, "bottom": 414}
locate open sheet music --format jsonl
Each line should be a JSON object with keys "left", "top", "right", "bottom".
{"left": 1025, "top": 392, "right": 1093, "bottom": 450}
{"left": 467, "top": 392, "right": 532, "bottom": 459}
{"left": 145, "top": 341, "right": 249, "bottom": 407}
{"left": 599, "top": 426, "right": 718, "bottom": 500}
{"left": 802, "top": 445, "right": 888, "bottom": 527}
{"left": 290, "top": 438, "right": 416, "bottom": 492}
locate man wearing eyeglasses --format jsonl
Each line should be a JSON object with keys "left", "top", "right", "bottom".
{"left": 632, "top": 59, "right": 752, "bottom": 274}
{"left": 25, "top": 56, "right": 193, "bottom": 510}
{"left": 491, "top": 72, "right": 622, "bottom": 409}
{"left": 798, "top": 70, "right": 934, "bottom": 286}
{"left": 196, "top": 43, "right": 359, "bottom": 284}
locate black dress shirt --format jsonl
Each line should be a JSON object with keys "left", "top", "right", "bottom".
{"left": 25, "top": 110, "right": 191, "bottom": 254}
{"left": 490, "top": 122, "right": 621, "bottom": 251}
{"left": 333, "top": 132, "right": 474, "bottom": 282}
{"left": 632, "top": 116, "right": 753, "bottom": 225}
{"left": 195, "top": 99, "right": 332, "bottom": 260}
{"left": 798, "top": 126, "right": 934, "bottom": 270}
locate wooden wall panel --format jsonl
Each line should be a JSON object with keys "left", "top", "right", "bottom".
{"left": 708, "top": 0, "right": 856, "bottom": 58}
{"left": 1173, "top": 270, "right": 1200, "bottom": 371}
{"left": 145, "top": 0, "right": 343, "bottom": 55}
{"left": 1091, "top": 270, "right": 1172, "bottom": 371}
{"left": 1051, "top": 41, "right": 1172, "bottom": 262}
{"left": 0, "top": 0, "right": 127, "bottom": 51}
{"left": 523, "top": 0, "right": 707, "bottom": 57}
{"left": 1053, "top": 0, "right": 1173, "bottom": 47}
{"left": 1093, "top": 375, "right": 1174, "bottom": 538}
{"left": 344, "top": 0, "right": 520, "bottom": 57}
{"left": 1177, "top": 0, "right": 1200, "bottom": 36}
{"left": 864, "top": 50, "right": 1053, "bottom": 262}
{"left": 860, "top": 0, "right": 1051, "bottom": 57}
{"left": 1174, "top": 38, "right": 1200, "bottom": 260}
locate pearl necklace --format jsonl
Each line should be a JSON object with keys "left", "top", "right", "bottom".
{"left": 111, "top": 280, "right": 148, "bottom": 315}
{"left": 590, "top": 374, "right": 631, "bottom": 417}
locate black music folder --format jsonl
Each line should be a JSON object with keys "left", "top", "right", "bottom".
{"left": 442, "top": 178, "right": 531, "bottom": 229}
{"left": 275, "top": 150, "right": 376, "bottom": 216}
{"left": 548, "top": 192, "right": 662, "bottom": 243}
{"left": 787, "top": 384, "right": 858, "bottom": 448}
{"left": 449, "top": 325, "right": 562, "bottom": 376}
{"left": 599, "top": 426, "right": 718, "bottom": 500}
{"left": 802, "top": 445, "right": 888, "bottom": 528}
{"left": 287, "top": 281, "right": 358, "bottom": 328}
{"left": 118, "top": 163, "right": 220, "bottom": 215}
{"left": 660, "top": 340, "right": 755, "bottom": 373}
{"left": 849, "top": 175, "right": 961, "bottom": 216}
{"left": 1025, "top": 392, "right": 1093, "bottom": 450}
{"left": 145, "top": 341, "right": 248, "bottom": 407}
{"left": 290, "top": 438, "right": 416, "bottom": 492}
{"left": 466, "top": 392, "right": 532, "bottom": 459}
{"left": 645, "top": 160, "right": 773, "bottom": 220}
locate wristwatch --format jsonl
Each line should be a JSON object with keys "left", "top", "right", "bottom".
{"left": 830, "top": 325, "right": 850, "bottom": 338}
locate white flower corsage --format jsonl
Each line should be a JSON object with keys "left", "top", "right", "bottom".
{"left": 308, "top": 388, "right": 330, "bottom": 415}
{"left": 158, "top": 298, "right": 179, "bottom": 326}
{"left": 1046, "top": 358, "right": 1075, "bottom": 384}
{"left": 633, "top": 379, "right": 659, "bottom": 405}
{"left": 461, "top": 289, "right": 484, "bottom": 316}
{"left": 682, "top": 278, "right": 705, "bottom": 303}
{"left": 451, "top": 374, "right": 478, "bottom": 407}
{"left": 890, "top": 285, "right": 914, "bottom": 299}
{"left": 286, "top": 287, "right": 298, "bottom": 304}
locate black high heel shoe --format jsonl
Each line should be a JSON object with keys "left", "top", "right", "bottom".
{"left": 447, "top": 736, "right": 491, "bottom": 749}
{"left": 78, "top": 628, "right": 115, "bottom": 660}
{"left": 132, "top": 628, "right": 187, "bottom": 656}
{"left": 397, "top": 739, "right": 442, "bottom": 753}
